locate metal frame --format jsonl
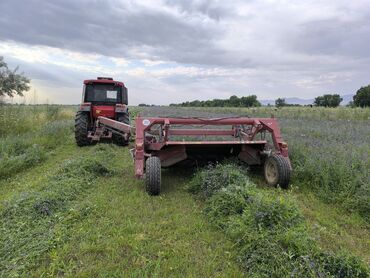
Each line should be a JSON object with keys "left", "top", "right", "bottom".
{"left": 134, "top": 117, "right": 290, "bottom": 178}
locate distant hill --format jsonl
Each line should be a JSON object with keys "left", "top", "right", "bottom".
{"left": 261, "top": 94, "right": 353, "bottom": 106}
{"left": 260, "top": 98, "right": 312, "bottom": 106}
{"left": 340, "top": 94, "right": 354, "bottom": 105}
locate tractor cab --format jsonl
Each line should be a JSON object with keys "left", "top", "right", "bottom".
{"left": 81, "top": 77, "right": 128, "bottom": 119}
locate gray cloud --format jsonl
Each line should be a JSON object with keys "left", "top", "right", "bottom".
{"left": 289, "top": 16, "right": 370, "bottom": 58}
{"left": 1, "top": 0, "right": 370, "bottom": 104}
{"left": 165, "top": 0, "right": 230, "bottom": 21}
{"left": 0, "top": 0, "right": 227, "bottom": 66}
{"left": 3, "top": 0, "right": 369, "bottom": 69}
{"left": 4, "top": 56, "right": 76, "bottom": 86}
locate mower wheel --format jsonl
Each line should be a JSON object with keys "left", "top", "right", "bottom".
{"left": 145, "top": 156, "right": 161, "bottom": 195}
{"left": 113, "top": 114, "right": 130, "bottom": 146}
{"left": 264, "top": 154, "right": 291, "bottom": 189}
{"left": 75, "top": 111, "right": 92, "bottom": 147}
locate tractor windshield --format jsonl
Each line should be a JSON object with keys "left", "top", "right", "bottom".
{"left": 85, "top": 84, "right": 122, "bottom": 104}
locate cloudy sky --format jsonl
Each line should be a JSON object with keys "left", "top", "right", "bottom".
{"left": 1, "top": 0, "right": 369, "bottom": 104}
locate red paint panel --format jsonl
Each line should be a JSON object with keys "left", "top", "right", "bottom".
{"left": 165, "top": 141, "right": 267, "bottom": 145}
{"left": 137, "top": 117, "right": 258, "bottom": 126}
{"left": 135, "top": 117, "right": 146, "bottom": 178}
{"left": 92, "top": 105, "right": 115, "bottom": 118}
{"left": 155, "top": 145, "right": 187, "bottom": 167}
{"left": 168, "top": 129, "right": 234, "bottom": 136}
{"left": 84, "top": 79, "right": 124, "bottom": 86}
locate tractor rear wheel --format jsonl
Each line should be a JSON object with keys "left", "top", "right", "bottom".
{"left": 264, "top": 154, "right": 291, "bottom": 189}
{"left": 113, "top": 114, "right": 130, "bottom": 146}
{"left": 145, "top": 156, "right": 161, "bottom": 195}
{"left": 75, "top": 111, "right": 92, "bottom": 147}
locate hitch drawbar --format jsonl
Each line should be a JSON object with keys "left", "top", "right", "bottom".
{"left": 92, "top": 116, "right": 133, "bottom": 142}
{"left": 97, "top": 116, "right": 132, "bottom": 134}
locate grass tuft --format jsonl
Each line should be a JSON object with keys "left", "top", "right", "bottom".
{"left": 187, "top": 162, "right": 369, "bottom": 277}
{"left": 186, "top": 162, "right": 249, "bottom": 200}
{"left": 0, "top": 146, "right": 114, "bottom": 276}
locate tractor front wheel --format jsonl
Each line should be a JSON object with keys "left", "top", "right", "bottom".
{"left": 75, "top": 111, "right": 92, "bottom": 147}
{"left": 264, "top": 154, "right": 291, "bottom": 189}
{"left": 145, "top": 156, "right": 161, "bottom": 195}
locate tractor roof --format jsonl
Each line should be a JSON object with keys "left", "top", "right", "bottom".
{"left": 83, "top": 77, "right": 124, "bottom": 86}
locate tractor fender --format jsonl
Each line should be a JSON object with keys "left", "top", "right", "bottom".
{"left": 115, "top": 104, "right": 128, "bottom": 114}
{"left": 79, "top": 102, "right": 91, "bottom": 112}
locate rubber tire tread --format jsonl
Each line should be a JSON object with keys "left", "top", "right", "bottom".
{"left": 75, "top": 111, "right": 91, "bottom": 147}
{"left": 113, "top": 114, "right": 130, "bottom": 146}
{"left": 145, "top": 157, "right": 161, "bottom": 196}
{"left": 264, "top": 154, "right": 291, "bottom": 189}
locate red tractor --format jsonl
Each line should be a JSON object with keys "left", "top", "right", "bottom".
{"left": 74, "top": 77, "right": 130, "bottom": 146}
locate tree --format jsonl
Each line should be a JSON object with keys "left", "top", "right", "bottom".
{"left": 228, "top": 95, "right": 240, "bottom": 107}
{"left": 353, "top": 85, "right": 370, "bottom": 107}
{"left": 240, "top": 95, "right": 261, "bottom": 107}
{"left": 0, "top": 56, "right": 30, "bottom": 97}
{"left": 314, "top": 94, "right": 342, "bottom": 107}
{"left": 275, "top": 98, "right": 286, "bottom": 107}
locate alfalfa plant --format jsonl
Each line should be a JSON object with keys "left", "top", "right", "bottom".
{"left": 186, "top": 162, "right": 249, "bottom": 200}
{"left": 0, "top": 145, "right": 114, "bottom": 276}
{"left": 187, "top": 162, "right": 369, "bottom": 277}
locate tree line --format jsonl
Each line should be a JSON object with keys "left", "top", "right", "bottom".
{"left": 276, "top": 89, "right": 370, "bottom": 108}
{"left": 170, "top": 95, "right": 261, "bottom": 107}
{"left": 173, "top": 88, "right": 370, "bottom": 108}
{"left": 276, "top": 94, "right": 343, "bottom": 108}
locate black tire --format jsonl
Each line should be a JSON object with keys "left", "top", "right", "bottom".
{"left": 264, "top": 154, "right": 291, "bottom": 189}
{"left": 113, "top": 114, "right": 130, "bottom": 146}
{"left": 75, "top": 111, "right": 92, "bottom": 147}
{"left": 145, "top": 157, "right": 161, "bottom": 195}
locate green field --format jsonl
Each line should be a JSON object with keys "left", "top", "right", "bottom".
{"left": 0, "top": 105, "right": 369, "bottom": 277}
